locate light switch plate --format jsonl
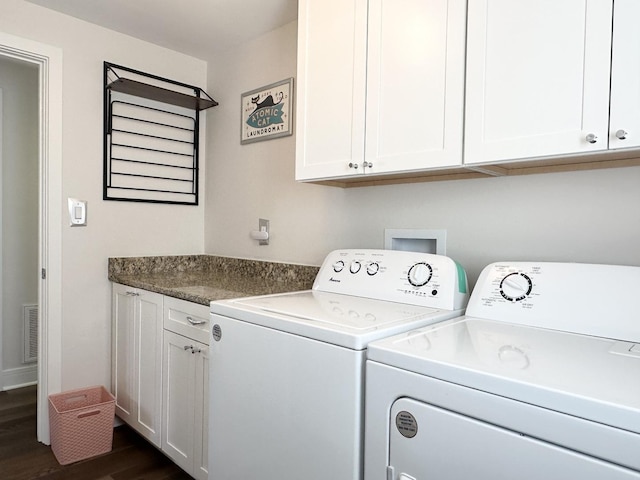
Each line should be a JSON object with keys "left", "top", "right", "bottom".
{"left": 68, "top": 198, "right": 87, "bottom": 226}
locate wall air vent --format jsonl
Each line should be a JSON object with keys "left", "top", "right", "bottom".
{"left": 23, "top": 304, "right": 38, "bottom": 364}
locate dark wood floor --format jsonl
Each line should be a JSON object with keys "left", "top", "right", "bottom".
{"left": 0, "top": 385, "right": 192, "bottom": 480}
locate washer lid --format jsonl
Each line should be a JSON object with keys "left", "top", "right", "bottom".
{"left": 367, "top": 317, "right": 640, "bottom": 434}
{"left": 210, "top": 290, "right": 462, "bottom": 350}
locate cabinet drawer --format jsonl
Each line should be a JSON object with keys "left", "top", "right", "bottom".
{"left": 163, "top": 296, "right": 210, "bottom": 345}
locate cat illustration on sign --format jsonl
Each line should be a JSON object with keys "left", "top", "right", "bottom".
{"left": 251, "top": 91, "right": 284, "bottom": 112}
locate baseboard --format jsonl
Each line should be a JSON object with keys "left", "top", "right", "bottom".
{"left": 1, "top": 364, "right": 37, "bottom": 391}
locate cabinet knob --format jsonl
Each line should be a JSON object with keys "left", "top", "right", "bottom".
{"left": 348, "top": 162, "right": 359, "bottom": 170}
{"left": 615, "top": 129, "right": 628, "bottom": 140}
{"left": 585, "top": 133, "right": 598, "bottom": 144}
{"left": 363, "top": 161, "right": 373, "bottom": 169}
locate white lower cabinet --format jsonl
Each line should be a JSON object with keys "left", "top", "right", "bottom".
{"left": 162, "top": 300, "right": 210, "bottom": 480}
{"left": 112, "top": 285, "right": 209, "bottom": 479}
{"left": 111, "top": 283, "right": 163, "bottom": 447}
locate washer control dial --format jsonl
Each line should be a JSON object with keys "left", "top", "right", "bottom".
{"left": 499, "top": 272, "right": 533, "bottom": 301}
{"left": 367, "top": 262, "right": 380, "bottom": 276}
{"left": 333, "top": 260, "right": 345, "bottom": 273}
{"left": 350, "top": 260, "right": 362, "bottom": 274}
{"left": 408, "top": 262, "right": 433, "bottom": 287}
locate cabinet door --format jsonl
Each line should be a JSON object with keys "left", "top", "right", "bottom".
{"left": 192, "top": 343, "right": 209, "bottom": 480}
{"left": 135, "top": 289, "right": 163, "bottom": 446}
{"left": 464, "top": 0, "right": 613, "bottom": 164}
{"left": 295, "top": 0, "right": 368, "bottom": 180}
{"left": 111, "top": 284, "right": 162, "bottom": 447}
{"left": 609, "top": 0, "right": 640, "bottom": 150}
{"left": 163, "top": 330, "right": 196, "bottom": 474}
{"left": 365, "top": 0, "right": 466, "bottom": 173}
{"left": 112, "top": 283, "right": 136, "bottom": 423}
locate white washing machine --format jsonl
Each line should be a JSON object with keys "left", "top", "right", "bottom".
{"left": 208, "top": 249, "right": 469, "bottom": 480}
{"left": 365, "top": 262, "right": 640, "bottom": 480}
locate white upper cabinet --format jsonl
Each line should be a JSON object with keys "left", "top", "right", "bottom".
{"left": 296, "top": 0, "right": 368, "bottom": 180}
{"left": 464, "top": 0, "right": 613, "bottom": 165}
{"left": 296, "top": 0, "right": 639, "bottom": 184}
{"left": 296, "top": 0, "right": 466, "bottom": 181}
{"left": 365, "top": 0, "right": 466, "bottom": 174}
{"left": 609, "top": 0, "right": 640, "bottom": 150}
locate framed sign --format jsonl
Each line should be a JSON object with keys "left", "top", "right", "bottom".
{"left": 241, "top": 78, "right": 293, "bottom": 144}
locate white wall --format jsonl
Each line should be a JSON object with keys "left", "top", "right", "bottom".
{"left": 0, "top": 56, "right": 38, "bottom": 388}
{"left": 0, "top": 0, "right": 209, "bottom": 391}
{"left": 342, "top": 168, "right": 640, "bottom": 285}
{"left": 205, "top": 21, "right": 347, "bottom": 265}
{"left": 206, "top": 20, "right": 640, "bottom": 287}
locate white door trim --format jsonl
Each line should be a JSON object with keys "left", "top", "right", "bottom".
{"left": 0, "top": 32, "right": 63, "bottom": 445}
{"left": 0, "top": 87, "right": 3, "bottom": 389}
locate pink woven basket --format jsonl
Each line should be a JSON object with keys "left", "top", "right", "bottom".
{"left": 48, "top": 385, "right": 115, "bottom": 465}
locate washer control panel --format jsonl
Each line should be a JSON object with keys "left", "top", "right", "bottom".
{"left": 466, "top": 262, "right": 640, "bottom": 341}
{"left": 313, "top": 249, "right": 468, "bottom": 311}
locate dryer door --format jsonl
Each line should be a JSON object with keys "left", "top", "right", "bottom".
{"left": 388, "top": 398, "right": 639, "bottom": 480}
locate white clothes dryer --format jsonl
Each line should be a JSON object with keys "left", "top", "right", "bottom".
{"left": 365, "top": 262, "right": 640, "bottom": 480}
{"left": 208, "top": 249, "right": 468, "bottom": 480}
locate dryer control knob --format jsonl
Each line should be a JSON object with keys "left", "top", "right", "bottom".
{"left": 408, "top": 262, "right": 433, "bottom": 287}
{"left": 349, "top": 260, "right": 362, "bottom": 274}
{"left": 499, "top": 272, "right": 533, "bottom": 302}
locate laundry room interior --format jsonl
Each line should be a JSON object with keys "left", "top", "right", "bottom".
{"left": 0, "top": 0, "right": 638, "bottom": 479}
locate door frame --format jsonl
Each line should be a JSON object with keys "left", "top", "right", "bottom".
{"left": 0, "top": 32, "right": 63, "bottom": 445}
{"left": 0, "top": 88, "right": 3, "bottom": 389}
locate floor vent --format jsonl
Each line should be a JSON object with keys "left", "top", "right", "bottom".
{"left": 23, "top": 304, "right": 38, "bottom": 364}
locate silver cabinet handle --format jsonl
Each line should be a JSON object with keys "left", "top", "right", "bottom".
{"left": 348, "top": 162, "right": 359, "bottom": 169}
{"left": 616, "top": 129, "right": 628, "bottom": 140}
{"left": 125, "top": 291, "right": 139, "bottom": 296}
{"left": 363, "top": 161, "right": 373, "bottom": 169}
{"left": 187, "top": 316, "right": 206, "bottom": 325}
{"left": 184, "top": 345, "right": 193, "bottom": 351}
{"left": 586, "top": 133, "right": 598, "bottom": 144}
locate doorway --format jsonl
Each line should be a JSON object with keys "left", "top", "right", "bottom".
{"left": 0, "top": 56, "right": 39, "bottom": 392}
{"left": 0, "top": 31, "right": 63, "bottom": 445}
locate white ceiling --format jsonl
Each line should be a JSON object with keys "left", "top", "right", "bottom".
{"left": 25, "top": 0, "right": 298, "bottom": 60}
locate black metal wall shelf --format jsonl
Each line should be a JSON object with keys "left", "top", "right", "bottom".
{"left": 103, "top": 62, "right": 218, "bottom": 205}
{"left": 107, "top": 77, "right": 218, "bottom": 111}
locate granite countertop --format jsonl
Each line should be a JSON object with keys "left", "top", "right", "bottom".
{"left": 108, "top": 255, "right": 319, "bottom": 306}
